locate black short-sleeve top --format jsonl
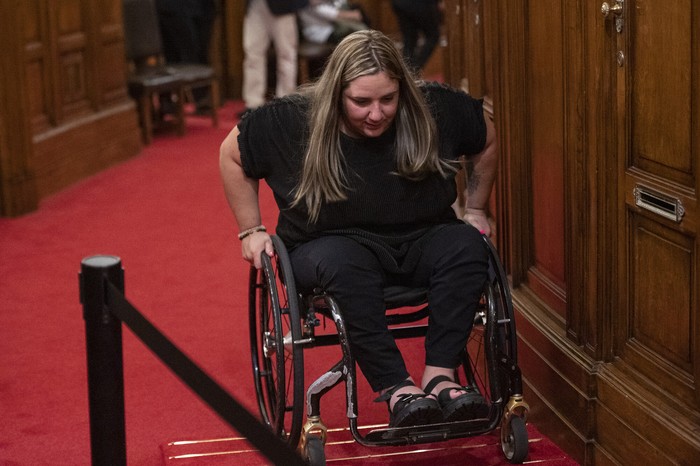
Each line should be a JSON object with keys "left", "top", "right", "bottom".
{"left": 237, "top": 82, "right": 486, "bottom": 249}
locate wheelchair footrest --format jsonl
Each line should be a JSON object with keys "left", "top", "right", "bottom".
{"left": 366, "top": 424, "right": 450, "bottom": 443}
{"left": 365, "top": 418, "right": 487, "bottom": 444}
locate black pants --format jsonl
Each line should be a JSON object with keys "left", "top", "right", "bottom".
{"left": 391, "top": 0, "right": 441, "bottom": 71}
{"left": 289, "top": 223, "right": 488, "bottom": 392}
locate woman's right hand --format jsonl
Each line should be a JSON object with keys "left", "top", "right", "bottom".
{"left": 241, "top": 231, "right": 275, "bottom": 269}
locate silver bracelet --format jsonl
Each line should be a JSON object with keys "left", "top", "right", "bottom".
{"left": 237, "top": 225, "right": 266, "bottom": 240}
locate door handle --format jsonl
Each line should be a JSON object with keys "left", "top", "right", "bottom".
{"left": 601, "top": 0, "right": 624, "bottom": 32}
{"left": 601, "top": 1, "right": 623, "bottom": 18}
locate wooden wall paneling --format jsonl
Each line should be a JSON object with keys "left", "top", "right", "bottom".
{"left": 480, "top": 0, "right": 494, "bottom": 108}
{"left": 614, "top": 0, "right": 698, "bottom": 402}
{"left": 207, "top": 0, "right": 225, "bottom": 103}
{"left": 462, "top": 0, "right": 485, "bottom": 99}
{"left": 443, "top": 0, "right": 700, "bottom": 464}
{"left": 0, "top": 0, "right": 143, "bottom": 215}
{"left": 46, "top": 1, "right": 63, "bottom": 123}
{"left": 515, "top": 301, "right": 595, "bottom": 462}
{"left": 585, "top": 0, "right": 617, "bottom": 363}
{"left": 487, "top": 0, "right": 530, "bottom": 284}
{"left": 55, "top": 0, "right": 92, "bottom": 119}
{"left": 561, "top": 0, "right": 588, "bottom": 348}
{"left": 524, "top": 0, "right": 567, "bottom": 320}
{"left": 0, "top": 0, "right": 38, "bottom": 215}
{"left": 221, "top": 0, "right": 245, "bottom": 99}
{"left": 29, "top": 0, "right": 142, "bottom": 203}
{"left": 489, "top": 0, "right": 596, "bottom": 463}
{"left": 442, "top": 0, "right": 464, "bottom": 87}
{"left": 596, "top": 2, "right": 700, "bottom": 462}
{"left": 31, "top": 104, "right": 141, "bottom": 200}
{"left": 95, "top": 0, "right": 128, "bottom": 105}
{"left": 597, "top": 362, "right": 700, "bottom": 464}
{"left": 24, "top": 0, "right": 53, "bottom": 133}
{"left": 479, "top": 0, "right": 510, "bottom": 267}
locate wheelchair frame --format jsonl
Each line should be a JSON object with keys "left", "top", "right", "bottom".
{"left": 249, "top": 234, "right": 529, "bottom": 465}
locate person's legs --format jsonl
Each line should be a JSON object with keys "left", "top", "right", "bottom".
{"left": 242, "top": 0, "right": 272, "bottom": 109}
{"left": 391, "top": 2, "right": 418, "bottom": 68}
{"left": 190, "top": 12, "right": 216, "bottom": 107}
{"left": 157, "top": 11, "right": 196, "bottom": 113}
{"left": 289, "top": 236, "right": 408, "bottom": 392}
{"left": 412, "top": 223, "right": 487, "bottom": 368}
{"left": 290, "top": 235, "right": 442, "bottom": 427}
{"left": 410, "top": 223, "right": 490, "bottom": 420}
{"left": 270, "top": 13, "right": 299, "bottom": 97}
{"left": 194, "top": 5, "right": 216, "bottom": 65}
{"left": 412, "top": 4, "right": 441, "bottom": 70}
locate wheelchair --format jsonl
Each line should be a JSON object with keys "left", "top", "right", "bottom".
{"left": 248, "top": 234, "right": 530, "bottom": 465}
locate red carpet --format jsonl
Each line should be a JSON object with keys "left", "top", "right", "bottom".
{"left": 0, "top": 101, "right": 578, "bottom": 465}
{"left": 161, "top": 423, "right": 578, "bottom": 465}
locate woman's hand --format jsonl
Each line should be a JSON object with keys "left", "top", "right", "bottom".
{"left": 241, "top": 231, "right": 275, "bottom": 269}
{"left": 464, "top": 208, "right": 491, "bottom": 237}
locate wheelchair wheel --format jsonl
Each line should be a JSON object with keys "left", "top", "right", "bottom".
{"left": 249, "top": 235, "right": 305, "bottom": 447}
{"left": 458, "top": 284, "right": 493, "bottom": 406}
{"left": 459, "top": 237, "right": 521, "bottom": 413}
{"left": 501, "top": 414, "right": 528, "bottom": 463}
{"left": 304, "top": 436, "right": 326, "bottom": 466}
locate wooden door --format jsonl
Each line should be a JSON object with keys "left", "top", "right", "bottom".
{"left": 599, "top": 0, "right": 700, "bottom": 462}
{"left": 430, "top": 1, "right": 700, "bottom": 462}
{"left": 612, "top": 0, "right": 699, "bottom": 402}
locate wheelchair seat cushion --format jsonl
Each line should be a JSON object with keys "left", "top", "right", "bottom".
{"left": 383, "top": 286, "right": 427, "bottom": 309}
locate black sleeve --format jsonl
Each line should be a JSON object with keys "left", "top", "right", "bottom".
{"left": 424, "top": 83, "right": 487, "bottom": 159}
{"left": 237, "top": 108, "right": 270, "bottom": 180}
{"left": 237, "top": 97, "right": 309, "bottom": 180}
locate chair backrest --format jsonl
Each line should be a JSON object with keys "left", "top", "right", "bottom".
{"left": 122, "top": 0, "right": 164, "bottom": 62}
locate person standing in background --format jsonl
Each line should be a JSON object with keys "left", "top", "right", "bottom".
{"left": 391, "top": 0, "right": 442, "bottom": 72}
{"left": 155, "top": 0, "right": 217, "bottom": 113}
{"left": 298, "top": 0, "right": 368, "bottom": 45}
{"left": 241, "top": 0, "right": 309, "bottom": 117}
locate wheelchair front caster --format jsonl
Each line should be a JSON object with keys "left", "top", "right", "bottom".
{"left": 304, "top": 436, "right": 326, "bottom": 466}
{"left": 501, "top": 415, "right": 528, "bottom": 463}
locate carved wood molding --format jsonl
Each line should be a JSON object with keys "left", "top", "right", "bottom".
{"left": 0, "top": 0, "right": 38, "bottom": 216}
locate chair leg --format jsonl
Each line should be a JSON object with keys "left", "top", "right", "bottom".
{"left": 175, "top": 86, "right": 186, "bottom": 137}
{"left": 139, "top": 94, "right": 153, "bottom": 145}
{"left": 210, "top": 80, "right": 219, "bottom": 128}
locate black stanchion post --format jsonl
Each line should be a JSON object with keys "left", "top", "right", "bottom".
{"left": 80, "top": 255, "right": 126, "bottom": 466}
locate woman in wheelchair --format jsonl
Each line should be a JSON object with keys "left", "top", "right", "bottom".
{"left": 220, "top": 29, "right": 498, "bottom": 429}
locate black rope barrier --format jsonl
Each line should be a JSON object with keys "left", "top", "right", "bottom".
{"left": 80, "top": 255, "right": 306, "bottom": 466}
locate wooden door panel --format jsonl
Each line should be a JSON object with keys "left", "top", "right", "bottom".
{"left": 54, "top": 0, "right": 91, "bottom": 118}
{"left": 526, "top": 0, "right": 566, "bottom": 317}
{"left": 629, "top": 217, "right": 694, "bottom": 381}
{"left": 618, "top": 0, "right": 699, "bottom": 406}
{"left": 442, "top": 0, "right": 465, "bottom": 87}
{"left": 630, "top": 1, "right": 693, "bottom": 185}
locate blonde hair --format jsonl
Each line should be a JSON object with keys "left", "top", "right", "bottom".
{"left": 293, "top": 29, "right": 452, "bottom": 222}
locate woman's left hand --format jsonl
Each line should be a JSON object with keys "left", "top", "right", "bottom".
{"left": 464, "top": 208, "right": 491, "bottom": 237}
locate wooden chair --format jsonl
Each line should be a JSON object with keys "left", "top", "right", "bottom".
{"left": 122, "top": 0, "right": 218, "bottom": 143}
{"left": 297, "top": 41, "right": 335, "bottom": 84}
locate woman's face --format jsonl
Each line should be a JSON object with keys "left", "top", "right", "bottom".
{"left": 341, "top": 72, "right": 399, "bottom": 138}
